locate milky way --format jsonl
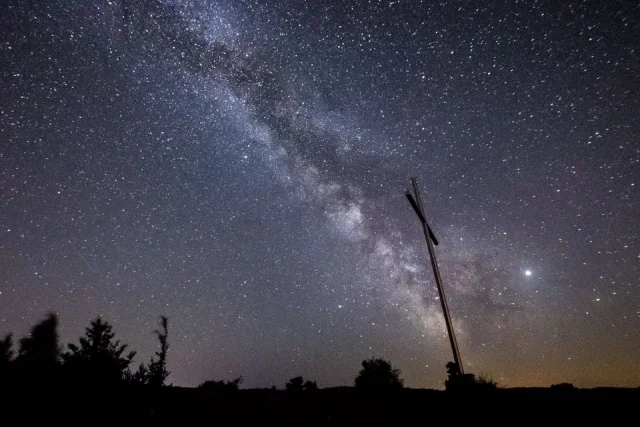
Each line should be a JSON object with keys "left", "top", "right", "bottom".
{"left": 1, "top": 0, "right": 639, "bottom": 389}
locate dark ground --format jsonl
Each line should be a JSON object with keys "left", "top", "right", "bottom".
{"left": 3, "top": 385, "right": 638, "bottom": 424}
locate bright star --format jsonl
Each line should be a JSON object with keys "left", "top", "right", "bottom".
{"left": 525, "top": 270, "right": 532, "bottom": 276}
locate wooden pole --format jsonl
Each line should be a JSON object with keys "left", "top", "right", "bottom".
{"left": 406, "top": 178, "right": 464, "bottom": 374}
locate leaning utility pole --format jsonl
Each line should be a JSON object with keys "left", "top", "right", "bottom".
{"left": 406, "top": 178, "right": 464, "bottom": 374}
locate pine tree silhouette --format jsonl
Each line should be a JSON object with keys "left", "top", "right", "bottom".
{"left": 146, "top": 315, "right": 170, "bottom": 387}
{"left": 62, "top": 317, "right": 135, "bottom": 385}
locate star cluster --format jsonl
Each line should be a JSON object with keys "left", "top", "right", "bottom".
{"left": 1, "top": 0, "right": 638, "bottom": 389}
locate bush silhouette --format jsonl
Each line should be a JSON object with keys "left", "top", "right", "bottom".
{"left": 354, "top": 358, "right": 403, "bottom": 390}
{"left": 475, "top": 372, "right": 499, "bottom": 390}
{"left": 551, "top": 382, "right": 577, "bottom": 391}
{"left": 444, "top": 361, "right": 476, "bottom": 391}
{"left": 304, "top": 380, "right": 318, "bottom": 391}
{"left": 444, "top": 363, "right": 499, "bottom": 391}
{"left": 199, "top": 377, "right": 243, "bottom": 393}
{"left": 62, "top": 317, "right": 135, "bottom": 385}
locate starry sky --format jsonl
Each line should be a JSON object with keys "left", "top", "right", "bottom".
{"left": 1, "top": 0, "right": 639, "bottom": 389}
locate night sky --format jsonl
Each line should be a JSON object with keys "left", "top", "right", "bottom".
{"left": 1, "top": 0, "right": 639, "bottom": 389}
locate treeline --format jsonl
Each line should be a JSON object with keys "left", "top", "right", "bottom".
{"left": 0, "top": 313, "right": 499, "bottom": 392}
{"left": 0, "top": 313, "right": 169, "bottom": 388}
{"left": 0, "top": 312, "right": 413, "bottom": 391}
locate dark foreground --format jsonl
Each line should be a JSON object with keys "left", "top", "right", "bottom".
{"left": 3, "top": 385, "right": 638, "bottom": 424}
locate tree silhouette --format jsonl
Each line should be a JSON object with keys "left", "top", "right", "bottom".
{"left": 285, "top": 376, "right": 318, "bottom": 392}
{"left": 16, "top": 313, "right": 60, "bottom": 382}
{"left": 0, "top": 333, "right": 14, "bottom": 384}
{"left": 354, "top": 358, "right": 403, "bottom": 390}
{"left": 146, "top": 315, "right": 170, "bottom": 387}
{"left": 304, "top": 380, "right": 318, "bottom": 391}
{"left": 62, "top": 317, "right": 135, "bottom": 384}
{"left": 446, "top": 361, "right": 461, "bottom": 377}
{"left": 286, "top": 376, "right": 304, "bottom": 392}
{"left": 127, "top": 362, "right": 150, "bottom": 385}
{"left": 0, "top": 333, "right": 13, "bottom": 366}
{"left": 127, "top": 316, "right": 170, "bottom": 386}
{"left": 17, "top": 313, "right": 60, "bottom": 365}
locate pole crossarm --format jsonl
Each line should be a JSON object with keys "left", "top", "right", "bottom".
{"left": 405, "top": 192, "right": 439, "bottom": 245}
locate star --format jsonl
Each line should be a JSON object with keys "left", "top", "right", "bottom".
{"left": 0, "top": 0, "right": 637, "bottom": 390}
